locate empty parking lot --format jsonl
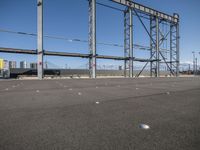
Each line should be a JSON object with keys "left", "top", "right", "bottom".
{"left": 0, "top": 77, "right": 200, "bottom": 150}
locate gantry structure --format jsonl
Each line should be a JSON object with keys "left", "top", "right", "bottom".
{"left": 0, "top": 0, "right": 180, "bottom": 79}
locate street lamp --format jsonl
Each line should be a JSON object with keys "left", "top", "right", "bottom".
{"left": 196, "top": 57, "right": 198, "bottom": 74}
{"left": 192, "top": 51, "right": 195, "bottom": 74}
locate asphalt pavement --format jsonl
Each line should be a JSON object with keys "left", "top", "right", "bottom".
{"left": 0, "top": 77, "right": 200, "bottom": 150}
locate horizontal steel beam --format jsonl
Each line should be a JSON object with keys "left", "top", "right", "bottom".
{"left": 97, "top": 55, "right": 125, "bottom": 60}
{"left": 0, "top": 47, "right": 37, "bottom": 54}
{"left": 112, "top": 0, "right": 179, "bottom": 24}
{"left": 160, "top": 61, "right": 178, "bottom": 63}
{"left": 0, "top": 47, "right": 156, "bottom": 62}
{"left": 45, "top": 51, "right": 89, "bottom": 58}
{"left": 0, "top": 47, "right": 89, "bottom": 58}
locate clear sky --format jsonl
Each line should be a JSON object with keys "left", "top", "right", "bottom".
{"left": 0, "top": 0, "right": 200, "bottom": 69}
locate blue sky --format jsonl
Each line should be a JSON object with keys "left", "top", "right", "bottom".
{"left": 0, "top": 0, "right": 200, "bottom": 69}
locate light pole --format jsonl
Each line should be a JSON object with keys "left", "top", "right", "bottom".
{"left": 198, "top": 52, "right": 200, "bottom": 72}
{"left": 196, "top": 57, "right": 198, "bottom": 74}
{"left": 192, "top": 51, "right": 195, "bottom": 75}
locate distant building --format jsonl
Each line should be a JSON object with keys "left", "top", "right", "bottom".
{"left": 118, "top": 66, "right": 122, "bottom": 70}
{"left": 0, "top": 59, "right": 9, "bottom": 70}
{"left": 0, "top": 59, "right": 4, "bottom": 69}
{"left": 0, "top": 59, "right": 10, "bottom": 78}
{"left": 3, "top": 60, "right": 9, "bottom": 70}
{"left": 30, "top": 63, "right": 37, "bottom": 69}
{"left": 20, "top": 61, "right": 28, "bottom": 69}
{"left": 9, "top": 61, "right": 17, "bottom": 69}
{"left": 45, "top": 61, "right": 48, "bottom": 69}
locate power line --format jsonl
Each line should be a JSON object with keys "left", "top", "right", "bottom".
{"left": 0, "top": 28, "right": 170, "bottom": 53}
{"left": 0, "top": 28, "right": 123, "bottom": 48}
{"left": 0, "top": 28, "right": 116, "bottom": 46}
{"left": 96, "top": 1, "right": 124, "bottom": 12}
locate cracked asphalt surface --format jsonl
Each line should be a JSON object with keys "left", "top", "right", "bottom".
{"left": 0, "top": 77, "right": 200, "bottom": 150}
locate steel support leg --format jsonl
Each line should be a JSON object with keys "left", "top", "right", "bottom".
{"left": 124, "top": 7, "right": 133, "bottom": 78}
{"left": 89, "top": 0, "right": 96, "bottom": 78}
{"left": 150, "top": 16, "right": 157, "bottom": 77}
{"left": 176, "top": 18, "right": 180, "bottom": 76}
{"left": 124, "top": 10, "right": 128, "bottom": 77}
{"left": 129, "top": 8, "right": 133, "bottom": 78}
{"left": 170, "top": 24, "right": 173, "bottom": 76}
{"left": 37, "top": 0, "right": 44, "bottom": 79}
{"left": 150, "top": 17, "right": 153, "bottom": 77}
{"left": 156, "top": 17, "right": 160, "bottom": 77}
{"left": 170, "top": 14, "right": 180, "bottom": 77}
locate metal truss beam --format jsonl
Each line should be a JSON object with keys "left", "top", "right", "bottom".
{"left": 112, "top": 0, "right": 179, "bottom": 24}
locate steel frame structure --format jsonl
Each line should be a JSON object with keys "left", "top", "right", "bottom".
{"left": 112, "top": 0, "right": 179, "bottom": 78}
{"left": 0, "top": 0, "right": 180, "bottom": 79}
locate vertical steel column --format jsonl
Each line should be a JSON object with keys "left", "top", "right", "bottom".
{"left": 170, "top": 14, "right": 180, "bottom": 77}
{"left": 156, "top": 17, "right": 160, "bottom": 77}
{"left": 176, "top": 16, "right": 180, "bottom": 76}
{"left": 124, "top": 11, "right": 127, "bottom": 77}
{"left": 150, "top": 17, "right": 153, "bottom": 77}
{"left": 170, "top": 24, "right": 173, "bottom": 76}
{"left": 89, "top": 0, "right": 96, "bottom": 78}
{"left": 124, "top": 7, "right": 133, "bottom": 78}
{"left": 37, "top": 0, "right": 44, "bottom": 79}
{"left": 150, "top": 16, "right": 157, "bottom": 77}
{"left": 124, "top": 8, "right": 129, "bottom": 77}
{"left": 129, "top": 8, "right": 133, "bottom": 78}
